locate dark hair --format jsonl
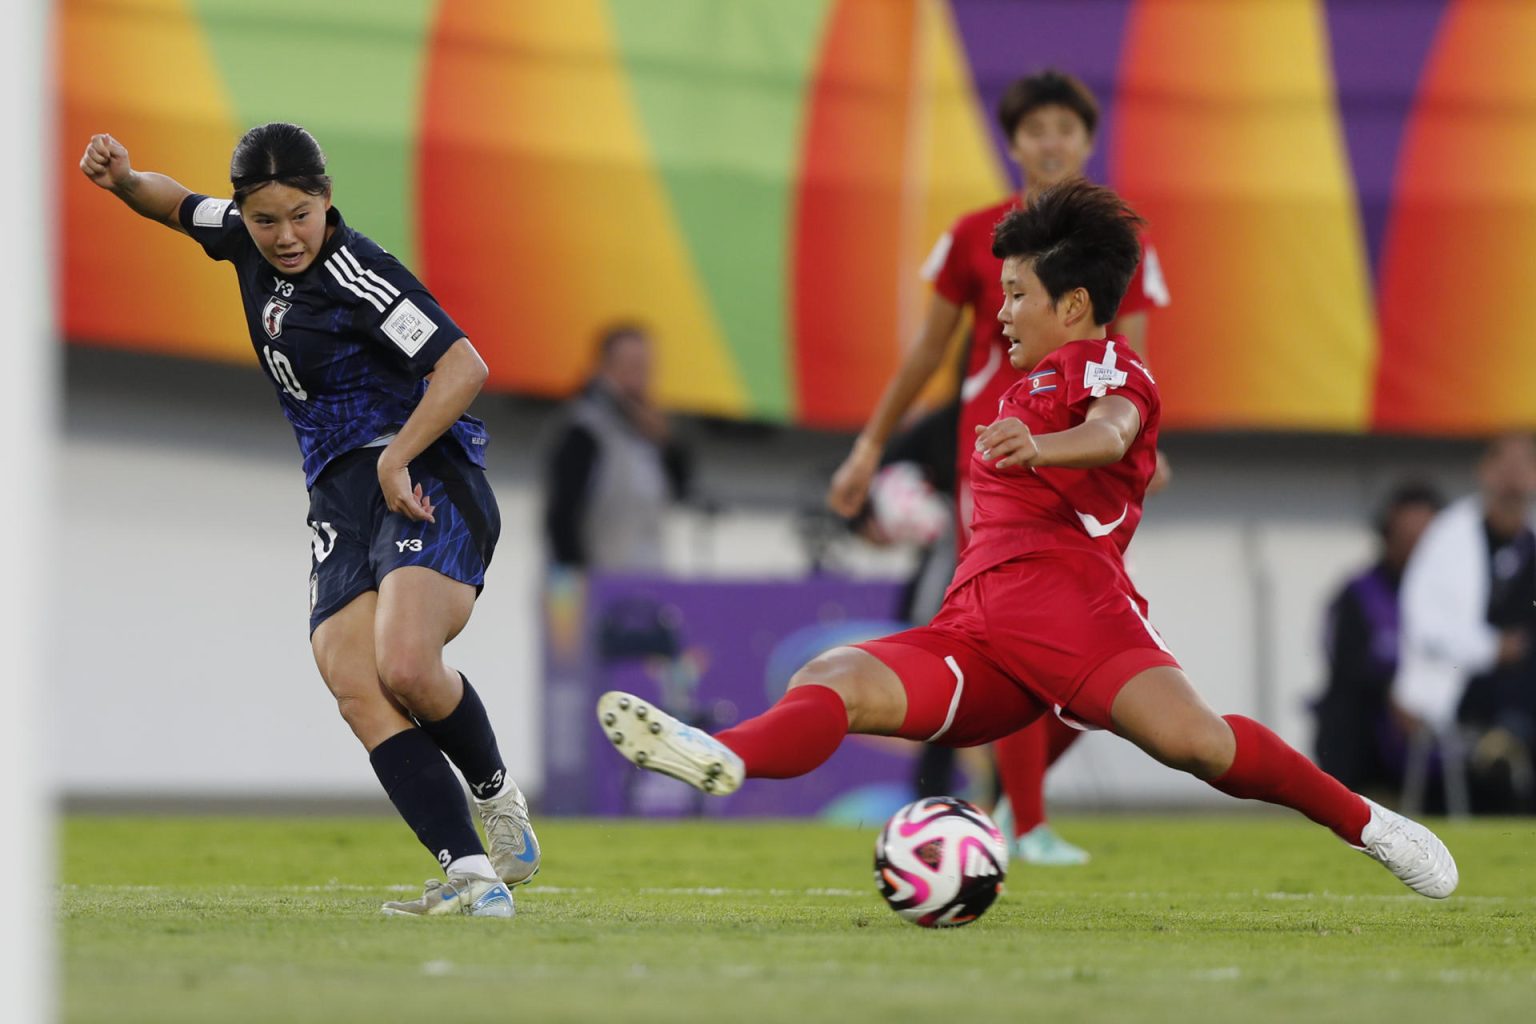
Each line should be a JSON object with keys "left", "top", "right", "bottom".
{"left": 1374, "top": 481, "right": 1444, "bottom": 539}
{"left": 596, "top": 322, "right": 649, "bottom": 362}
{"left": 990, "top": 180, "right": 1144, "bottom": 325}
{"left": 997, "top": 69, "right": 1099, "bottom": 140}
{"left": 230, "top": 122, "right": 331, "bottom": 205}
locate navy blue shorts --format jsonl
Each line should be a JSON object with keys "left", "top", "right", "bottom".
{"left": 306, "top": 441, "right": 501, "bottom": 634}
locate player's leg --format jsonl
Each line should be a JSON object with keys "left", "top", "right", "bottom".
{"left": 311, "top": 592, "right": 512, "bottom": 917}
{"left": 719, "top": 646, "right": 909, "bottom": 773}
{"left": 599, "top": 625, "right": 1044, "bottom": 794}
{"left": 598, "top": 645, "right": 906, "bottom": 793}
{"left": 375, "top": 566, "right": 540, "bottom": 886}
{"left": 371, "top": 445, "right": 539, "bottom": 886}
{"left": 993, "top": 718, "right": 1090, "bottom": 865}
{"left": 1109, "top": 666, "right": 1458, "bottom": 898}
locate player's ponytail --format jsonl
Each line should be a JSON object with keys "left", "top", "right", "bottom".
{"left": 230, "top": 123, "right": 332, "bottom": 206}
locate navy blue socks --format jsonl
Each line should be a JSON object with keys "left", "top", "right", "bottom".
{"left": 416, "top": 675, "right": 509, "bottom": 801}
{"left": 369, "top": 728, "right": 485, "bottom": 868}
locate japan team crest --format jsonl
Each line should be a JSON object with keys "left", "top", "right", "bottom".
{"left": 262, "top": 297, "right": 293, "bottom": 339}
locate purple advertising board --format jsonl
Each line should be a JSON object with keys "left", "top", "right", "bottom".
{"left": 542, "top": 573, "right": 960, "bottom": 822}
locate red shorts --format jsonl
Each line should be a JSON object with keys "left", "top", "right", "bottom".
{"left": 854, "top": 550, "right": 1180, "bottom": 746}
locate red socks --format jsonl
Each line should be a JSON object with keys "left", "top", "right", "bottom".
{"left": 993, "top": 715, "right": 1083, "bottom": 837}
{"left": 715, "top": 684, "right": 850, "bottom": 779}
{"left": 1209, "top": 714, "right": 1370, "bottom": 845}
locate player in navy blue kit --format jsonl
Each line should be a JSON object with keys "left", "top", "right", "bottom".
{"left": 80, "top": 123, "right": 539, "bottom": 918}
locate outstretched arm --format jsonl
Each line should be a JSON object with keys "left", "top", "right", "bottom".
{"left": 79, "top": 133, "right": 191, "bottom": 234}
{"left": 826, "top": 294, "right": 964, "bottom": 516}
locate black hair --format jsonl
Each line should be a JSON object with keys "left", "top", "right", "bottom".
{"left": 1374, "top": 481, "right": 1444, "bottom": 540}
{"left": 997, "top": 69, "right": 1100, "bottom": 140}
{"left": 990, "top": 180, "right": 1144, "bottom": 325}
{"left": 230, "top": 122, "right": 331, "bottom": 206}
{"left": 595, "top": 322, "right": 649, "bottom": 362}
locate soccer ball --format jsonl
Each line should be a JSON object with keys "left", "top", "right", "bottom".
{"left": 867, "top": 461, "right": 949, "bottom": 545}
{"left": 874, "top": 796, "right": 1007, "bottom": 927}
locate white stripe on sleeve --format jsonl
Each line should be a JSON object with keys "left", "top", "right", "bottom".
{"left": 340, "top": 247, "right": 400, "bottom": 303}
{"left": 335, "top": 247, "right": 397, "bottom": 309}
{"left": 324, "top": 257, "right": 384, "bottom": 313}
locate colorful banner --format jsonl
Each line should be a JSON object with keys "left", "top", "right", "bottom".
{"left": 55, "top": 0, "right": 1535, "bottom": 435}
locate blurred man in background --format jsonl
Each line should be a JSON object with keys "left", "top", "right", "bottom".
{"left": 827, "top": 69, "right": 1170, "bottom": 864}
{"left": 544, "top": 324, "right": 692, "bottom": 573}
{"left": 1313, "top": 482, "right": 1443, "bottom": 799}
{"left": 1396, "top": 433, "right": 1536, "bottom": 813}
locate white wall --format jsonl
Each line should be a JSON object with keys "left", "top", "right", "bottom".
{"left": 53, "top": 352, "right": 1479, "bottom": 807}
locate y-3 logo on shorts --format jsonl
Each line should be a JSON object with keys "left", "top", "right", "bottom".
{"left": 396, "top": 539, "right": 423, "bottom": 553}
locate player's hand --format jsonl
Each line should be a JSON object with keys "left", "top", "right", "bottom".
{"left": 827, "top": 438, "right": 881, "bottom": 517}
{"left": 79, "top": 133, "right": 133, "bottom": 191}
{"left": 378, "top": 457, "right": 436, "bottom": 523}
{"left": 975, "top": 418, "right": 1039, "bottom": 470}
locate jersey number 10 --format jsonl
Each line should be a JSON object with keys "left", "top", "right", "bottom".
{"left": 263, "top": 345, "right": 308, "bottom": 401}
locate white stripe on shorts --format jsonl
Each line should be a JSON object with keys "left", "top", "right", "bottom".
{"left": 926, "top": 655, "right": 966, "bottom": 743}
{"left": 1126, "top": 594, "right": 1173, "bottom": 653}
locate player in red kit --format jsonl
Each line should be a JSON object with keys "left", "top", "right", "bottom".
{"left": 829, "top": 70, "right": 1169, "bottom": 865}
{"left": 599, "top": 182, "right": 1457, "bottom": 902}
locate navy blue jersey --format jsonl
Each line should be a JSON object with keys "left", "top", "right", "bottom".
{"left": 178, "top": 194, "right": 488, "bottom": 488}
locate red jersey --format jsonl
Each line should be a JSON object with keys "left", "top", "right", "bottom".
{"left": 922, "top": 194, "right": 1170, "bottom": 472}
{"left": 950, "top": 335, "right": 1161, "bottom": 592}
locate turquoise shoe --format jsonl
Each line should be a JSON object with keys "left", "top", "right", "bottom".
{"left": 1015, "top": 823, "right": 1091, "bottom": 866}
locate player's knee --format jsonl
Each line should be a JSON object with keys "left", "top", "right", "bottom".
{"left": 332, "top": 691, "right": 391, "bottom": 746}
{"left": 786, "top": 653, "right": 859, "bottom": 711}
{"left": 333, "top": 692, "right": 369, "bottom": 729}
{"left": 1149, "top": 723, "right": 1232, "bottom": 780}
{"left": 374, "top": 642, "right": 439, "bottom": 707}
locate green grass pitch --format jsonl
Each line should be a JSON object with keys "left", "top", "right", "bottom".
{"left": 59, "top": 813, "right": 1534, "bottom": 1023}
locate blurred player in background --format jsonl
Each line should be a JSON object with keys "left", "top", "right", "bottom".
{"left": 828, "top": 70, "right": 1171, "bottom": 865}
{"left": 80, "top": 124, "right": 540, "bottom": 918}
{"left": 602, "top": 182, "right": 1457, "bottom": 902}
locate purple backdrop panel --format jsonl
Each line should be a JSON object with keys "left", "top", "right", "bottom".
{"left": 542, "top": 573, "right": 933, "bottom": 821}
{"left": 948, "top": 0, "right": 1136, "bottom": 190}
{"left": 1324, "top": 0, "right": 1448, "bottom": 278}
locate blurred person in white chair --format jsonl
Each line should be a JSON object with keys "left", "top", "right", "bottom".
{"left": 544, "top": 323, "right": 692, "bottom": 573}
{"left": 1396, "top": 433, "right": 1536, "bottom": 812}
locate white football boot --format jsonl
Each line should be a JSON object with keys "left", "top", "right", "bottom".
{"left": 1354, "top": 798, "right": 1459, "bottom": 899}
{"left": 596, "top": 691, "right": 745, "bottom": 796}
{"left": 380, "top": 873, "right": 515, "bottom": 918}
{"left": 474, "top": 778, "right": 542, "bottom": 886}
